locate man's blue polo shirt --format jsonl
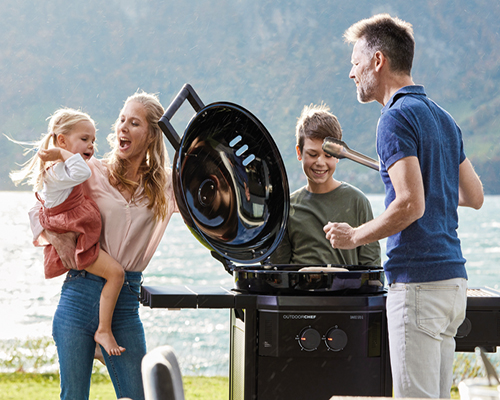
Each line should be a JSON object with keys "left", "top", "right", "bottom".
{"left": 377, "top": 85, "right": 467, "bottom": 284}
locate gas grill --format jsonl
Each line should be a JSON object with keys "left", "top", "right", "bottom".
{"left": 141, "top": 285, "right": 500, "bottom": 399}
{"left": 140, "top": 84, "right": 500, "bottom": 400}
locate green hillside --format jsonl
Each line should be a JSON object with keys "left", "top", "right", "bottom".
{"left": 2, "top": 0, "right": 499, "bottom": 193}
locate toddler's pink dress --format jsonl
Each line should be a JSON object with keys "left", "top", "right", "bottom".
{"left": 37, "top": 183, "right": 101, "bottom": 279}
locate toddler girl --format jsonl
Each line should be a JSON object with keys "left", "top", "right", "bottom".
{"left": 10, "top": 108, "right": 125, "bottom": 357}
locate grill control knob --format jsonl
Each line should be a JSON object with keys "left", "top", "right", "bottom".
{"left": 298, "top": 327, "right": 321, "bottom": 351}
{"left": 325, "top": 328, "right": 348, "bottom": 351}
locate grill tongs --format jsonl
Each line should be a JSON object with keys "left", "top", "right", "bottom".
{"left": 322, "top": 137, "right": 379, "bottom": 171}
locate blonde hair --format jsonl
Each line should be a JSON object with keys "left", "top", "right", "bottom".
{"left": 296, "top": 103, "right": 343, "bottom": 153}
{"left": 9, "top": 108, "right": 95, "bottom": 191}
{"left": 105, "top": 91, "right": 171, "bottom": 221}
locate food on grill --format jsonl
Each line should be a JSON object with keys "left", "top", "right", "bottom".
{"left": 298, "top": 266, "right": 349, "bottom": 272}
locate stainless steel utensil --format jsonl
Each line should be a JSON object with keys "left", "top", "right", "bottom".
{"left": 322, "top": 137, "right": 379, "bottom": 171}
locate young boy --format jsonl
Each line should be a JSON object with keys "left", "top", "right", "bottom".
{"left": 271, "top": 103, "right": 380, "bottom": 266}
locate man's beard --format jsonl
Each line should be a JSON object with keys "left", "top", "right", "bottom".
{"left": 357, "top": 69, "right": 377, "bottom": 103}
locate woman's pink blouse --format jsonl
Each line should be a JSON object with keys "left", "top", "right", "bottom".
{"left": 30, "top": 157, "right": 178, "bottom": 272}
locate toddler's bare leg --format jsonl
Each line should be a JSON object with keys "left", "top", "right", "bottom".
{"left": 85, "top": 250, "right": 125, "bottom": 356}
{"left": 94, "top": 343, "right": 105, "bottom": 364}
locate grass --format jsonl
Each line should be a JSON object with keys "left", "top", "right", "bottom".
{"left": 0, "top": 338, "right": 497, "bottom": 399}
{"left": 0, "top": 372, "right": 229, "bottom": 400}
{"left": 0, "top": 372, "right": 462, "bottom": 399}
{"left": 0, "top": 338, "right": 230, "bottom": 399}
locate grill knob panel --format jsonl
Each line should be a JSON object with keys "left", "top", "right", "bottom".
{"left": 325, "top": 328, "right": 348, "bottom": 351}
{"left": 298, "top": 327, "right": 321, "bottom": 351}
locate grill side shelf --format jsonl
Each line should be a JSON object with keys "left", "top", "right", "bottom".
{"left": 140, "top": 285, "right": 239, "bottom": 309}
{"left": 456, "top": 287, "right": 500, "bottom": 352}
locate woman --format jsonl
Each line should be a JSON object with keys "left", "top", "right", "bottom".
{"left": 30, "top": 91, "right": 177, "bottom": 400}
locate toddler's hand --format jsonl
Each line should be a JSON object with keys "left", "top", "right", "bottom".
{"left": 37, "top": 148, "right": 63, "bottom": 162}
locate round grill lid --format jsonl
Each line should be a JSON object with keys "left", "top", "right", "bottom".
{"left": 161, "top": 85, "right": 289, "bottom": 265}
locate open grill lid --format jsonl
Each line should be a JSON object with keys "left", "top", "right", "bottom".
{"left": 160, "top": 84, "right": 289, "bottom": 267}
{"left": 160, "top": 84, "right": 385, "bottom": 296}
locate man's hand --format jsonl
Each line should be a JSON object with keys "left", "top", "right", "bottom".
{"left": 44, "top": 230, "right": 79, "bottom": 270}
{"left": 323, "top": 157, "right": 425, "bottom": 252}
{"left": 324, "top": 222, "right": 357, "bottom": 249}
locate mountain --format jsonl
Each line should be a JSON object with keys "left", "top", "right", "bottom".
{"left": 1, "top": 0, "right": 499, "bottom": 193}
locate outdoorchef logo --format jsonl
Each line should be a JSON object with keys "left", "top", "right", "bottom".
{"left": 283, "top": 314, "right": 317, "bottom": 320}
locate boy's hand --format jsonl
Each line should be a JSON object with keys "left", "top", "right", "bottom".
{"left": 324, "top": 222, "right": 357, "bottom": 249}
{"left": 38, "top": 148, "right": 74, "bottom": 163}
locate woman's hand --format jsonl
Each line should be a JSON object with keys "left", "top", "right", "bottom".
{"left": 44, "top": 230, "right": 79, "bottom": 270}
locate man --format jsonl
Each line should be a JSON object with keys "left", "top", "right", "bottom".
{"left": 323, "top": 14, "right": 484, "bottom": 398}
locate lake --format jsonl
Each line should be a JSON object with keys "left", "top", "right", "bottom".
{"left": 1, "top": 191, "right": 499, "bottom": 376}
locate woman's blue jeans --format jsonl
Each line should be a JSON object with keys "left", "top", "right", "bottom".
{"left": 52, "top": 269, "right": 146, "bottom": 400}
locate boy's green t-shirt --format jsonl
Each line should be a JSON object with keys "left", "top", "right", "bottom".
{"left": 270, "top": 182, "right": 381, "bottom": 266}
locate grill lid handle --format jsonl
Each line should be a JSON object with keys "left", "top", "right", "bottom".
{"left": 158, "top": 83, "right": 205, "bottom": 151}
